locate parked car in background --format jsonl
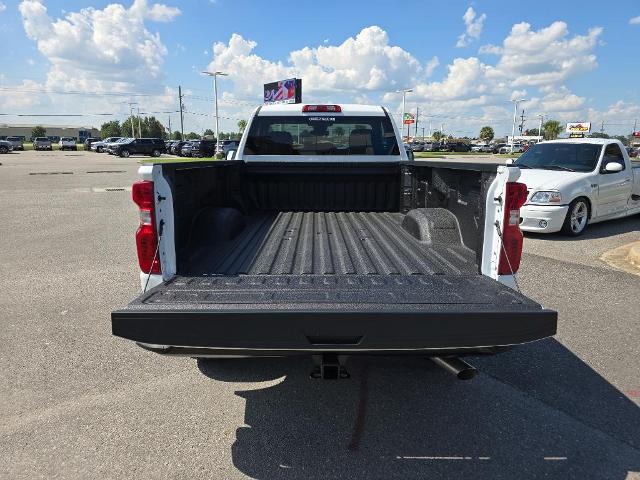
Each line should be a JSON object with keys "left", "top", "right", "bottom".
{"left": 83, "top": 137, "right": 101, "bottom": 151}
{"left": 216, "top": 139, "right": 240, "bottom": 155}
{"left": 625, "top": 146, "right": 638, "bottom": 158}
{"left": 105, "top": 138, "right": 130, "bottom": 155}
{"left": 516, "top": 139, "right": 640, "bottom": 236}
{"left": 59, "top": 137, "right": 77, "bottom": 151}
{"left": 111, "top": 138, "right": 165, "bottom": 158}
{"left": 477, "top": 144, "right": 494, "bottom": 153}
{"left": 6, "top": 137, "right": 24, "bottom": 151}
{"left": 499, "top": 144, "right": 524, "bottom": 154}
{"left": 91, "top": 137, "right": 122, "bottom": 153}
{"left": 172, "top": 140, "right": 190, "bottom": 156}
{"left": 422, "top": 142, "right": 439, "bottom": 152}
{"left": 492, "top": 143, "right": 507, "bottom": 154}
{"left": 444, "top": 142, "right": 471, "bottom": 152}
{"left": 0, "top": 139, "right": 14, "bottom": 154}
{"left": 180, "top": 141, "right": 196, "bottom": 157}
{"left": 188, "top": 139, "right": 217, "bottom": 157}
{"left": 33, "top": 137, "right": 53, "bottom": 151}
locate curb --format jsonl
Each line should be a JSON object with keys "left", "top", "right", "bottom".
{"left": 600, "top": 241, "right": 640, "bottom": 276}
{"left": 627, "top": 243, "right": 640, "bottom": 269}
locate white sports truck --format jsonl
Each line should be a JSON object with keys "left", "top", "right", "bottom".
{"left": 111, "top": 103, "right": 556, "bottom": 379}
{"left": 515, "top": 138, "right": 640, "bottom": 235}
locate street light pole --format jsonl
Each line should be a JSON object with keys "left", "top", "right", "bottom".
{"left": 396, "top": 88, "right": 413, "bottom": 141}
{"left": 510, "top": 98, "right": 526, "bottom": 153}
{"left": 202, "top": 71, "right": 228, "bottom": 149}
{"left": 537, "top": 114, "right": 545, "bottom": 141}
{"left": 128, "top": 102, "right": 137, "bottom": 138}
{"left": 137, "top": 107, "right": 142, "bottom": 138}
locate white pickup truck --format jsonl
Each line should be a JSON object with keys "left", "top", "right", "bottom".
{"left": 516, "top": 138, "right": 640, "bottom": 235}
{"left": 111, "top": 103, "right": 556, "bottom": 379}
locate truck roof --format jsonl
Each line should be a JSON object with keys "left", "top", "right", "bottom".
{"left": 543, "top": 138, "right": 618, "bottom": 145}
{"left": 257, "top": 103, "right": 386, "bottom": 116}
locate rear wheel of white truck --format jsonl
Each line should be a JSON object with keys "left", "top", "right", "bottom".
{"left": 561, "top": 197, "right": 589, "bottom": 236}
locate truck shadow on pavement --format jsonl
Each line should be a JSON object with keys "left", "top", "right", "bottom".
{"left": 198, "top": 339, "right": 640, "bottom": 479}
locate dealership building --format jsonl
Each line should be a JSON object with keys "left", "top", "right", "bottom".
{"left": 0, "top": 123, "right": 100, "bottom": 141}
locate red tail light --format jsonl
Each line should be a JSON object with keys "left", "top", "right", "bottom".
{"left": 498, "top": 182, "right": 528, "bottom": 275}
{"left": 302, "top": 104, "right": 342, "bottom": 112}
{"left": 132, "top": 180, "right": 161, "bottom": 274}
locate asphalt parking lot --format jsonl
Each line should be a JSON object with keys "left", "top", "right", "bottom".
{"left": 1, "top": 150, "right": 639, "bottom": 479}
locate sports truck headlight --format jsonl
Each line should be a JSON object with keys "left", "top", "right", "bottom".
{"left": 530, "top": 191, "right": 562, "bottom": 204}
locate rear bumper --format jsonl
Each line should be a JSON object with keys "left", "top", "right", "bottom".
{"left": 112, "top": 308, "right": 557, "bottom": 355}
{"left": 519, "top": 204, "right": 568, "bottom": 233}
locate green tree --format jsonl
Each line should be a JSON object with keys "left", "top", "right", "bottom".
{"left": 203, "top": 129, "right": 214, "bottom": 138}
{"left": 479, "top": 126, "right": 494, "bottom": 142}
{"left": 186, "top": 132, "right": 200, "bottom": 140}
{"left": 237, "top": 119, "right": 247, "bottom": 132}
{"left": 121, "top": 116, "right": 140, "bottom": 138}
{"left": 333, "top": 126, "right": 345, "bottom": 139}
{"left": 100, "top": 120, "right": 121, "bottom": 138}
{"left": 542, "top": 120, "right": 562, "bottom": 140}
{"left": 31, "top": 125, "right": 46, "bottom": 139}
{"left": 432, "top": 130, "right": 443, "bottom": 141}
{"left": 613, "top": 135, "right": 629, "bottom": 146}
{"left": 144, "top": 116, "right": 165, "bottom": 138}
{"left": 526, "top": 128, "right": 540, "bottom": 137}
{"left": 171, "top": 131, "right": 182, "bottom": 140}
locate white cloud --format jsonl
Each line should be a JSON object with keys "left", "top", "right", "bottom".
{"left": 26, "top": 58, "right": 35, "bottom": 66}
{"left": 144, "top": 2, "right": 180, "bottom": 22}
{"left": 492, "top": 22, "right": 603, "bottom": 86}
{"left": 19, "top": 0, "right": 180, "bottom": 94}
{"left": 0, "top": 2, "right": 7, "bottom": 12}
{"left": 630, "top": 16, "right": 640, "bottom": 25}
{"left": 208, "top": 26, "right": 437, "bottom": 98}
{"left": 456, "top": 7, "right": 486, "bottom": 48}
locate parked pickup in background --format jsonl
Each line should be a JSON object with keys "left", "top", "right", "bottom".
{"left": 59, "top": 137, "right": 77, "bottom": 151}
{"left": 111, "top": 103, "right": 557, "bottom": 380}
{"left": 515, "top": 138, "right": 640, "bottom": 236}
{"left": 33, "top": 137, "right": 52, "bottom": 151}
{"left": 91, "top": 137, "right": 123, "bottom": 153}
{"left": 6, "top": 137, "right": 24, "bottom": 151}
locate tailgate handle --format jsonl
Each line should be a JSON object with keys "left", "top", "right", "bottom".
{"left": 305, "top": 335, "right": 363, "bottom": 346}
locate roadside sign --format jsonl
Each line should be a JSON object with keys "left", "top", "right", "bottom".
{"left": 569, "top": 133, "right": 585, "bottom": 138}
{"left": 566, "top": 122, "right": 591, "bottom": 134}
{"left": 403, "top": 113, "right": 415, "bottom": 125}
{"left": 263, "top": 78, "right": 302, "bottom": 105}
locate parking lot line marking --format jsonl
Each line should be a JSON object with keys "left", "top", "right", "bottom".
{"left": 91, "top": 186, "right": 132, "bottom": 192}
{"left": 29, "top": 172, "right": 74, "bottom": 175}
{"left": 86, "top": 170, "right": 126, "bottom": 174}
{"left": 544, "top": 457, "right": 568, "bottom": 461}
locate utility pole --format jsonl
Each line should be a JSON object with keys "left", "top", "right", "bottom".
{"left": 601, "top": 121, "right": 605, "bottom": 134}
{"left": 510, "top": 98, "right": 526, "bottom": 153}
{"left": 137, "top": 107, "right": 142, "bottom": 138}
{"left": 428, "top": 121, "right": 432, "bottom": 138}
{"left": 203, "top": 71, "right": 229, "bottom": 148}
{"left": 178, "top": 85, "right": 184, "bottom": 140}
{"left": 421, "top": 127, "right": 425, "bottom": 140}
{"left": 537, "top": 114, "right": 544, "bottom": 141}
{"left": 168, "top": 115, "right": 171, "bottom": 138}
{"left": 415, "top": 107, "right": 419, "bottom": 138}
{"left": 519, "top": 109, "right": 525, "bottom": 134}
{"left": 128, "top": 102, "right": 137, "bottom": 138}
{"left": 396, "top": 88, "right": 413, "bottom": 141}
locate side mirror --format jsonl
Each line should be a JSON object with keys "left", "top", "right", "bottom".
{"left": 604, "top": 162, "right": 623, "bottom": 173}
{"left": 226, "top": 149, "right": 237, "bottom": 160}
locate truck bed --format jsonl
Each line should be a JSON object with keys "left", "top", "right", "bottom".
{"left": 112, "top": 210, "right": 556, "bottom": 353}
{"left": 181, "top": 211, "right": 477, "bottom": 276}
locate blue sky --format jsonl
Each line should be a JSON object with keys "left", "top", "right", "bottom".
{"left": 1, "top": 0, "right": 639, "bottom": 136}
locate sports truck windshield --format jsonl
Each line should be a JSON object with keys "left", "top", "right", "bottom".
{"left": 244, "top": 115, "right": 400, "bottom": 156}
{"left": 515, "top": 143, "right": 602, "bottom": 172}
